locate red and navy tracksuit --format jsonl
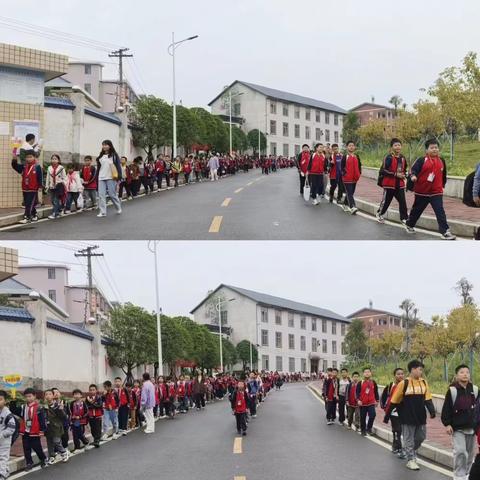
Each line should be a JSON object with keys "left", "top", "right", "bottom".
{"left": 406, "top": 156, "right": 449, "bottom": 234}
{"left": 297, "top": 151, "right": 311, "bottom": 194}
{"left": 329, "top": 153, "right": 345, "bottom": 202}
{"left": 307, "top": 153, "right": 327, "bottom": 198}
{"left": 177, "top": 381, "right": 188, "bottom": 412}
{"left": 11, "top": 158, "right": 43, "bottom": 220}
{"left": 115, "top": 387, "right": 130, "bottom": 432}
{"left": 155, "top": 159, "right": 166, "bottom": 189}
{"left": 85, "top": 394, "right": 104, "bottom": 446}
{"left": 378, "top": 154, "right": 408, "bottom": 221}
{"left": 231, "top": 389, "right": 249, "bottom": 433}
{"left": 341, "top": 154, "right": 362, "bottom": 208}
{"left": 69, "top": 400, "right": 89, "bottom": 449}
{"left": 356, "top": 379, "right": 379, "bottom": 434}
{"left": 323, "top": 377, "right": 339, "bottom": 421}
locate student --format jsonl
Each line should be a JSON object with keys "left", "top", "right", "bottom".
{"left": 441, "top": 364, "right": 478, "bottom": 480}
{"left": 102, "top": 380, "right": 119, "bottom": 439}
{"left": 114, "top": 377, "right": 130, "bottom": 436}
{"left": 64, "top": 164, "right": 83, "bottom": 214}
{"left": 247, "top": 373, "right": 259, "bottom": 418}
{"left": 194, "top": 157, "right": 202, "bottom": 183}
{"left": 322, "top": 368, "right": 333, "bottom": 414}
{"left": 346, "top": 371, "right": 360, "bottom": 431}
{"left": 51, "top": 387, "right": 69, "bottom": 450}
{"left": 356, "top": 368, "right": 379, "bottom": 436}
{"left": 131, "top": 380, "right": 143, "bottom": 427}
{"left": 11, "top": 150, "right": 43, "bottom": 224}
{"left": 96, "top": 140, "right": 122, "bottom": 218}
{"left": 69, "top": 389, "right": 89, "bottom": 451}
{"left": 376, "top": 138, "right": 408, "bottom": 224}
{"left": 307, "top": 143, "right": 327, "bottom": 205}
{"left": 231, "top": 381, "right": 249, "bottom": 436}
{"left": 324, "top": 368, "right": 339, "bottom": 425}
{"left": 140, "top": 372, "right": 155, "bottom": 434}
{"left": 156, "top": 376, "right": 168, "bottom": 418}
{"left": 85, "top": 384, "right": 103, "bottom": 447}
{"left": 46, "top": 154, "right": 67, "bottom": 219}
{"left": 164, "top": 155, "right": 172, "bottom": 186}
{"left": 406, "top": 138, "right": 456, "bottom": 239}
{"left": 338, "top": 368, "right": 351, "bottom": 426}
{"left": 192, "top": 373, "right": 206, "bottom": 410}
{"left": 386, "top": 359, "right": 436, "bottom": 471}
{"left": 43, "top": 389, "right": 69, "bottom": 465}
{"left": 155, "top": 155, "right": 166, "bottom": 190}
{"left": 341, "top": 141, "right": 362, "bottom": 214}
{"left": 297, "top": 144, "right": 311, "bottom": 195}
{"left": 381, "top": 367, "right": 405, "bottom": 456}
{"left": 118, "top": 157, "right": 133, "bottom": 201}
{"left": 139, "top": 158, "right": 154, "bottom": 194}
{"left": 126, "top": 383, "right": 136, "bottom": 429}
{"left": 171, "top": 156, "right": 182, "bottom": 187}
{"left": 473, "top": 162, "right": 480, "bottom": 207}
{"left": 177, "top": 375, "right": 188, "bottom": 413}
{"left": 80, "top": 156, "right": 98, "bottom": 209}
{"left": 166, "top": 378, "right": 177, "bottom": 418}
{"left": 183, "top": 157, "right": 193, "bottom": 184}
{"left": 9, "top": 388, "right": 47, "bottom": 470}
{"left": 0, "top": 390, "right": 16, "bottom": 480}
{"left": 328, "top": 143, "right": 345, "bottom": 204}
{"left": 19, "top": 134, "right": 41, "bottom": 164}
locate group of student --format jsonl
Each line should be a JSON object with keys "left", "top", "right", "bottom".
{"left": 296, "top": 137, "right": 480, "bottom": 240}
{"left": 321, "top": 360, "right": 480, "bottom": 478}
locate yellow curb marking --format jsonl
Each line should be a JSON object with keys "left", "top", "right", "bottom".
{"left": 222, "top": 198, "right": 232, "bottom": 207}
{"left": 208, "top": 216, "right": 223, "bottom": 233}
{"left": 233, "top": 437, "right": 243, "bottom": 454}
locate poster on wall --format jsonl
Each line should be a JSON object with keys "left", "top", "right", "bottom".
{"left": 13, "top": 120, "right": 40, "bottom": 142}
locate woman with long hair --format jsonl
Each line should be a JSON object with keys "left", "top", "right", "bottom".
{"left": 96, "top": 140, "right": 122, "bottom": 217}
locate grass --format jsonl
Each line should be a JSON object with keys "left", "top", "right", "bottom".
{"left": 359, "top": 140, "right": 480, "bottom": 176}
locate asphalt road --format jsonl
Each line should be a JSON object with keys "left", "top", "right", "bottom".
{"left": 17, "top": 384, "right": 448, "bottom": 480}
{"left": 1, "top": 169, "right": 434, "bottom": 240}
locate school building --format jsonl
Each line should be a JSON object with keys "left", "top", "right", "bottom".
{"left": 190, "top": 284, "right": 350, "bottom": 373}
{"left": 208, "top": 80, "right": 347, "bottom": 157}
{"left": 347, "top": 305, "right": 405, "bottom": 339}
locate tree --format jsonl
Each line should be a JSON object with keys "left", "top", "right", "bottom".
{"left": 399, "top": 299, "right": 418, "bottom": 354}
{"left": 247, "top": 129, "right": 266, "bottom": 155}
{"left": 344, "top": 319, "right": 368, "bottom": 361}
{"left": 231, "top": 126, "right": 248, "bottom": 152}
{"left": 176, "top": 105, "right": 201, "bottom": 152}
{"left": 410, "top": 324, "right": 433, "bottom": 364}
{"left": 342, "top": 112, "right": 361, "bottom": 144}
{"left": 455, "top": 277, "right": 474, "bottom": 305}
{"left": 236, "top": 340, "right": 258, "bottom": 370}
{"left": 389, "top": 95, "right": 403, "bottom": 113}
{"left": 413, "top": 100, "right": 445, "bottom": 140}
{"left": 382, "top": 331, "right": 404, "bottom": 366}
{"left": 102, "top": 303, "right": 157, "bottom": 382}
{"left": 188, "top": 322, "right": 219, "bottom": 371}
{"left": 357, "top": 119, "right": 387, "bottom": 148}
{"left": 394, "top": 110, "right": 422, "bottom": 161}
{"left": 431, "top": 315, "right": 456, "bottom": 381}
{"left": 222, "top": 338, "right": 238, "bottom": 370}
{"left": 160, "top": 316, "right": 193, "bottom": 375}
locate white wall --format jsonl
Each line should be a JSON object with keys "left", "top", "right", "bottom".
{"left": 43, "top": 107, "right": 73, "bottom": 158}
{"left": 80, "top": 113, "right": 120, "bottom": 157}
{"left": 0, "top": 322, "right": 33, "bottom": 378}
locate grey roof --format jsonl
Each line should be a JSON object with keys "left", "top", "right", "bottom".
{"left": 84, "top": 107, "right": 122, "bottom": 126}
{"left": 46, "top": 317, "right": 94, "bottom": 340}
{"left": 348, "top": 307, "right": 401, "bottom": 319}
{"left": 45, "top": 77, "right": 72, "bottom": 88}
{"left": 209, "top": 80, "right": 347, "bottom": 114}
{"left": 0, "top": 277, "right": 33, "bottom": 296}
{"left": 191, "top": 284, "right": 350, "bottom": 323}
{"left": 0, "top": 306, "right": 34, "bottom": 323}
{"left": 44, "top": 96, "right": 75, "bottom": 110}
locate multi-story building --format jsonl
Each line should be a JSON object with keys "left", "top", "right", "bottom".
{"left": 350, "top": 102, "right": 397, "bottom": 128}
{"left": 191, "top": 284, "right": 350, "bottom": 373}
{"left": 347, "top": 306, "right": 404, "bottom": 339}
{"left": 208, "top": 81, "right": 346, "bottom": 157}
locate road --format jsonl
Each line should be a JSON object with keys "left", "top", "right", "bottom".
{"left": 17, "top": 383, "right": 448, "bottom": 480}
{"left": 1, "top": 169, "right": 434, "bottom": 240}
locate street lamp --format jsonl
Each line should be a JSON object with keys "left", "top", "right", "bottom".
{"left": 167, "top": 33, "right": 199, "bottom": 159}
{"left": 250, "top": 305, "right": 260, "bottom": 370}
{"left": 147, "top": 241, "right": 163, "bottom": 376}
{"left": 216, "top": 297, "right": 235, "bottom": 373}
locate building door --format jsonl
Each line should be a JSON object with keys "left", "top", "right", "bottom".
{"left": 310, "top": 359, "right": 318, "bottom": 373}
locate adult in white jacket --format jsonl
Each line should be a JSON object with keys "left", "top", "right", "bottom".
{"left": 46, "top": 154, "right": 67, "bottom": 219}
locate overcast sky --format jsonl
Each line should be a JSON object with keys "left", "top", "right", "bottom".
{"left": 3, "top": 241, "right": 479, "bottom": 322}
{"left": 2, "top": 0, "right": 479, "bottom": 109}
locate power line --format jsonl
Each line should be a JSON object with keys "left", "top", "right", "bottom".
{"left": 101, "top": 257, "right": 123, "bottom": 303}
{"left": 127, "top": 58, "right": 147, "bottom": 95}
{"left": 109, "top": 48, "right": 133, "bottom": 109}
{"left": 93, "top": 257, "right": 121, "bottom": 304}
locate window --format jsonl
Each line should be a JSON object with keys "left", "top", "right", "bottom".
{"left": 270, "top": 142, "right": 277, "bottom": 155}
{"left": 322, "top": 339, "right": 328, "bottom": 353}
{"left": 341, "top": 342, "right": 346, "bottom": 355}
{"left": 294, "top": 106, "right": 300, "bottom": 119}
{"left": 323, "top": 360, "right": 328, "bottom": 371}
{"left": 270, "top": 101, "right": 277, "bottom": 114}
{"left": 334, "top": 114, "right": 339, "bottom": 126}
{"left": 315, "top": 128, "right": 322, "bottom": 141}
{"left": 315, "top": 110, "right": 321, "bottom": 122}
{"left": 305, "top": 126, "right": 311, "bottom": 140}
{"left": 322, "top": 319, "right": 327, "bottom": 333}
{"left": 84, "top": 83, "right": 92, "bottom": 94}
{"left": 288, "top": 312, "right": 294, "bottom": 327}
{"left": 305, "top": 109, "right": 311, "bottom": 121}
{"left": 294, "top": 144, "right": 301, "bottom": 156}
{"left": 283, "top": 103, "right": 289, "bottom": 116}
{"left": 334, "top": 131, "right": 339, "bottom": 143}
{"left": 325, "top": 112, "right": 330, "bottom": 124}
{"left": 283, "top": 144, "right": 289, "bottom": 157}
{"left": 220, "top": 310, "right": 228, "bottom": 324}
{"left": 300, "top": 336, "right": 306, "bottom": 351}
{"left": 47, "top": 267, "right": 56, "bottom": 279}
{"left": 233, "top": 103, "right": 241, "bottom": 116}
{"left": 48, "top": 289, "right": 56, "bottom": 303}
{"left": 312, "top": 337, "right": 318, "bottom": 352}
{"left": 332, "top": 360, "right": 337, "bottom": 369}
{"left": 301, "top": 358, "right": 307, "bottom": 372}
{"left": 341, "top": 323, "right": 346, "bottom": 336}
{"left": 275, "top": 310, "right": 282, "bottom": 325}
{"left": 325, "top": 129, "right": 330, "bottom": 142}
{"left": 300, "top": 315, "right": 306, "bottom": 330}
{"left": 261, "top": 329, "right": 269, "bottom": 346}
{"left": 270, "top": 120, "right": 277, "bottom": 135}
{"left": 262, "top": 355, "right": 270, "bottom": 371}
{"left": 294, "top": 124, "right": 300, "bottom": 138}
{"left": 282, "top": 122, "right": 289, "bottom": 137}
{"left": 289, "top": 357, "right": 296, "bottom": 372}
{"left": 84, "top": 64, "right": 92, "bottom": 75}
{"left": 332, "top": 321, "right": 337, "bottom": 335}
{"left": 312, "top": 318, "right": 317, "bottom": 331}
{"left": 288, "top": 334, "right": 295, "bottom": 349}
{"left": 276, "top": 356, "right": 283, "bottom": 371}
{"left": 261, "top": 308, "right": 268, "bottom": 323}
{"left": 275, "top": 332, "right": 282, "bottom": 348}
{"left": 332, "top": 340, "right": 337, "bottom": 354}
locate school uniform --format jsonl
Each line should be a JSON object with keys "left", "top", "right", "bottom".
{"left": 11, "top": 158, "right": 43, "bottom": 221}
{"left": 346, "top": 381, "right": 360, "bottom": 429}
{"left": 183, "top": 161, "right": 192, "bottom": 184}
{"left": 246, "top": 379, "right": 259, "bottom": 416}
{"left": 65, "top": 171, "right": 84, "bottom": 212}
{"left": 157, "top": 383, "right": 168, "bottom": 417}
{"left": 307, "top": 152, "right": 327, "bottom": 199}
{"left": 115, "top": 387, "right": 131, "bottom": 433}
{"left": 381, "top": 382, "right": 403, "bottom": 452}
{"left": 44, "top": 402, "right": 68, "bottom": 460}
{"left": 85, "top": 394, "right": 103, "bottom": 446}
{"left": 130, "top": 163, "right": 141, "bottom": 196}
{"left": 155, "top": 159, "right": 165, "bottom": 189}
{"left": 102, "top": 391, "right": 119, "bottom": 435}
{"left": 324, "top": 377, "right": 339, "bottom": 421}
{"left": 328, "top": 153, "right": 345, "bottom": 203}
{"left": 338, "top": 378, "right": 350, "bottom": 424}
{"left": 356, "top": 379, "right": 379, "bottom": 434}
{"left": 231, "top": 389, "right": 249, "bottom": 434}
{"left": 378, "top": 154, "right": 408, "bottom": 220}
{"left": 80, "top": 165, "right": 98, "bottom": 208}
{"left": 166, "top": 383, "right": 177, "bottom": 417}
{"left": 0, "top": 406, "right": 17, "bottom": 478}
{"left": 341, "top": 153, "right": 362, "bottom": 209}
{"left": 171, "top": 161, "right": 182, "bottom": 187}
{"left": 119, "top": 164, "right": 133, "bottom": 199}
{"left": 68, "top": 400, "right": 89, "bottom": 449}
{"left": 46, "top": 164, "right": 67, "bottom": 217}
{"left": 296, "top": 151, "right": 311, "bottom": 194}
{"left": 177, "top": 381, "right": 188, "bottom": 413}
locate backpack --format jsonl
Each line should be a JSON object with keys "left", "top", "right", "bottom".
{"left": 5, "top": 413, "right": 20, "bottom": 446}
{"left": 403, "top": 378, "right": 427, "bottom": 395}
{"left": 462, "top": 171, "right": 476, "bottom": 207}
{"left": 449, "top": 384, "right": 479, "bottom": 406}
{"left": 377, "top": 157, "right": 386, "bottom": 187}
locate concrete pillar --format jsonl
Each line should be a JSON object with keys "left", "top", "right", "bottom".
{"left": 87, "top": 321, "right": 102, "bottom": 385}
{"left": 25, "top": 299, "right": 48, "bottom": 391}
{"left": 70, "top": 92, "right": 86, "bottom": 163}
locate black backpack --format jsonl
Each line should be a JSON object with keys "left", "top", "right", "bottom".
{"left": 463, "top": 171, "right": 476, "bottom": 207}
{"left": 5, "top": 413, "right": 20, "bottom": 446}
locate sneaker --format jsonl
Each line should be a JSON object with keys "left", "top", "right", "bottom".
{"left": 361, "top": 431, "right": 367, "bottom": 437}
{"left": 116, "top": 208, "right": 122, "bottom": 215}
{"left": 19, "top": 218, "right": 31, "bottom": 224}
{"left": 48, "top": 214, "right": 58, "bottom": 220}
{"left": 97, "top": 213, "right": 106, "bottom": 218}
{"left": 31, "top": 215, "right": 38, "bottom": 222}
{"left": 367, "top": 430, "right": 374, "bottom": 436}
{"left": 406, "top": 460, "right": 420, "bottom": 471}
{"left": 350, "top": 207, "right": 358, "bottom": 215}
{"left": 93, "top": 441, "right": 100, "bottom": 448}
{"left": 122, "top": 430, "right": 127, "bottom": 436}
{"left": 401, "top": 219, "right": 407, "bottom": 226}
{"left": 242, "top": 431, "right": 247, "bottom": 436}
{"left": 25, "top": 464, "right": 34, "bottom": 471}
{"left": 40, "top": 461, "right": 48, "bottom": 469}
{"left": 101, "top": 434, "right": 109, "bottom": 441}
{"left": 398, "top": 451, "right": 406, "bottom": 459}
{"left": 47, "top": 457, "right": 56, "bottom": 465}
{"left": 405, "top": 225, "right": 415, "bottom": 234}
{"left": 346, "top": 424, "right": 352, "bottom": 430}
{"left": 252, "top": 414, "right": 257, "bottom": 418}
{"left": 64, "top": 210, "right": 71, "bottom": 215}
{"left": 61, "top": 451, "right": 69, "bottom": 462}
{"left": 376, "top": 212, "right": 385, "bottom": 223}
{"left": 441, "top": 230, "right": 456, "bottom": 241}
{"left": 312, "top": 199, "right": 318, "bottom": 205}
{"left": 342, "top": 205, "right": 350, "bottom": 213}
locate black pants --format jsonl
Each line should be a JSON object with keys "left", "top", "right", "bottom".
{"left": 72, "top": 424, "right": 89, "bottom": 449}
{"left": 118, "top": 405, "right": 129, "bottom": 431}
{"left": 131, "top": 179, "right": 141, "bottom": 196}
{"left": 235, "top": 412, "right": 247, "bottom": 432}
{"left": 326, "top": 399, "right": 337, "bottom": 421}
{"left": 61, "top": 428, "right": 69, "bottom": 448}
{"left": 141, "top": 177, "right": 153, "bottom": 194}
{"left": 249, "top": 395, "right": 257, "bottom": 415}
{"left": 407, "top": 194, "right": 449, "bottom": 234}
{"left": 195, "top": 171, "right": 200, "bottom": 182}
{"left": 156, "top": 173, "right": 164, "bottom": 189}
{"left": 164, "top": 172, "right": 171, "bottom": 187}
{"left": 344, "top": 182, "right": 357, "bottom": 208}
{"left": 173, "top": 173, "right": 179, "bottom": 187}
{"left": 22, "top": 434, "right": 46, "bottom": 465}
{"left": 119, "top": 181, "right": 132, "bottom": 199}
{"left": 309, "top": 174, "right": 324, "bottom": 199}
{"left": 194, "top": 393, "right": 205, "bottom": 409}
{"left": 378, "top": 188, "right": 408, "bottom": 220}
{"left": 329, "top": 178, "right": 345, "bottom": 202}
{"left": 88, "top": 417, "right": 102, "bottom": 445}
{"left": 23, "top": 191, "right": 38, "bottom": 219}
{"left": 65, "top": 192, "right": 80, "bottom": 211}
{"left": 390, "top": 415, "right": 402, "bottom": 451}
{"left": 338, "top": 395, "right": 347, "bottom": 423}
{"left": 299, "top": 173, "right": 306, "bottom": 194}
{"left": 184, "top": 173, "right": 190, "bottom": 184}
{"left": 360, "top": 405, "right": 376, "bottom": 433}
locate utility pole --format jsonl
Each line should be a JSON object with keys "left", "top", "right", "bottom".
{"left": 109, "top": 48, "right": 133, "bottom": 110}
{"left": 75, "top": 245, "right": 103, "bottom": 322}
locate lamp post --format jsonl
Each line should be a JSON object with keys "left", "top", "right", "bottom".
{"left": 250, "top": 305, "right": 259, "bottom": 370}
{"left": 216, "top": 297, "right": 235, "bottom": 373}
{"left": 168, "top": 33, "right": 199, "bottom": 159}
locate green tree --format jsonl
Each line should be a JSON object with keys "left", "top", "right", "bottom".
{"left": 399, "top": 299, "right": 418, "bottom": 354}
{"left": 342, "top": 112, "right": 361, "bottom": 144}
{"left": 236, "top": 340, "right": 258, "bottom": 370}
{"left": 413, "top": 100, "right": 445, "bottom": 140}
{"left": 188, "top": 322, "right": 220, "bottom": 371}
{"left": 176, "top": 105, "right": 200, "bottom": 152}
{"left": 431, "top": 315, "right": 456, "bottom": 381}
{"left": 389, "top": 95, "right": 403, "bottom": 113}
{"left": 160, "top": 316, "right": 193, "bottom": 375}
{"left": 358, "top": 119, "right": 387, "bottom": 148}
{"left": 410, "top": 324, "right": 433, "bottom": 364}
{"left": 344, "top": 319, "right": 368, "bottom": 361}
{"left": 394, "top": 110, "right": 422, "bottom": 161}
{"left": 455, "top": 277, "right": 474, "bottom": 305}
{"left": 247, "top": 129, "right": 267, "bottom": 155}
{"left": 222, "top": 338, "right": 238, "bottom": 370}
{"left": 231, "top": 126, "right": 248, "bottom": 152}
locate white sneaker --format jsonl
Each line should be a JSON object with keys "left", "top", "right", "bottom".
{"left": 97, "top": 213, "right": 106, "bottom": 218}
{"left": 406, "top": 460, "right": 420, "bottom": 470}
{"left": 350, "top": 207, "right": 358, "bottom": 215}
{"left": 61, "top": 451, "right": 69, "bottom": 463}
{"left": 48, "top": 214, "right": 57, "bottom": 220}
{"left": 116, "top": 208, "right": 122, "bottom": 215}
{"left": 376, "top": 212, "right": 385, "bottom": 223}
{"left": 19, "top": 218, "right": 30, "bottom": 224}
{"left": 441, "top": 230, "right": 456, "bottom": 241}
{"left": 101, "top": 434, "right": 109, "bottom": 441}
{"left": 312, "top": 199, "right": 318, "bottom": 205}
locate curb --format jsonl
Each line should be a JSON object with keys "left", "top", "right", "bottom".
{"left": 307, "top": 384, "right": 453, "bottom": 471}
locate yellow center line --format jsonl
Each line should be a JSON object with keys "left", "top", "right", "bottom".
{"left": 234, "top": 477, "right": 246, "bottom": 480}
{"left": 234, "top": 187, "right": 244, "bottom": 194}
{"left": 208, "top": 216, "right": 223, "bottom": 233}
{"left": 221, "top": 198, "right": 232, "bottom": 207}
{"left": 233, "top": 437, "right": 243, "bottom": 454}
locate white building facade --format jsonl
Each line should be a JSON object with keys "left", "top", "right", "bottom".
{"left": 191, "top": 285, "right": 350, "bottom": 373}
{"left": 209, "top": 81, "right": 346, "bottom": 157}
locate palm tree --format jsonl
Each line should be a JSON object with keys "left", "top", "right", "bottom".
{"left": 389, "top": 95, "right": 403, "bottom": 114}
